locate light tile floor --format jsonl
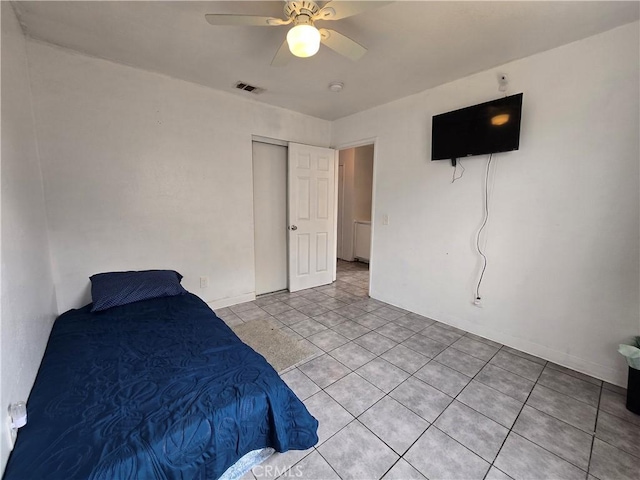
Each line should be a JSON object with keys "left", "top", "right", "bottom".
{"left": 216, "top": 260, "right": 639, "bottom": 480}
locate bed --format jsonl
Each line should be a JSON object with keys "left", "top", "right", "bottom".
{"left": 3, "top": 271, "right": 318, "bottom": 479}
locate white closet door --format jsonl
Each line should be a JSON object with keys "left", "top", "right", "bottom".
{"left": 288, "top": 142, "right": 337, "bottom": 292}
{"left": 253, "top": 142, "right": 288, "bottom": 295}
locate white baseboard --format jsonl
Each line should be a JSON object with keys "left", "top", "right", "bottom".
{"left": 370, "top": 292, "right": 627, "bottom": 388}
{"left": 484, "top": 331, "right": 625, "bottom": 387}
{"left": 206, "top": 292, "right": 255, "bottom": 311}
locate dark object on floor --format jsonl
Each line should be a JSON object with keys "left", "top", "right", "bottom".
{"left": 4, "top": 293, "right": 318, "bottom": 479}
{"left": 627, "top": 366, "right": 640, "bottom": 415}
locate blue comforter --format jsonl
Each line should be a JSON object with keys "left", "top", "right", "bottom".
{"left": 3, "top": 293, "right": 318, "bottom": 479}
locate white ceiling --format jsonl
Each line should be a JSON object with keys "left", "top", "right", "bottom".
{"left": 13, "top": 1, "right": 639, "bottom": 120}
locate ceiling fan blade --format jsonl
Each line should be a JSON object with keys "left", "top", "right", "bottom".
{"left": 271, "top": 39, "right": 292, "bottom": 67}
{"left": 319, "top": 28, "right": 367, "bottom": 61}
{"left": 317, "top": 1, "right": 393, "bottom": 21}
{"left": 204, "top": 14, "right": 290, "bottom": 27}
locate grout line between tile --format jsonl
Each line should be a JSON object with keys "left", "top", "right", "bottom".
{"left": 535, "top": 373, "right": 602, "bottom": 409}
{"left": 483, "top": 359, "right": 548, "bottom": 478}
{"left": 312, "top": 447, "right": 344, "bottom": 480}
{"left": 244, "top": 265, "right": 637, "bottom": 480}
{"left": 586, "top": 383, "right": 604, "bottom": 477}
{"left": 523, "top": 398, "right": 597, "bottom": 433}
{"left": 486, "top": 359, "right": 608, "bottom": 477}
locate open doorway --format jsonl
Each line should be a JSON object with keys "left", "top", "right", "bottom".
{"left": 337, "top": 144, "right": 374, "bottom": 291}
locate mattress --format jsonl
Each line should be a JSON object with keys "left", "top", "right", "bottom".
{"left": 3, "top": 293, "right": 318, "bottom": 479}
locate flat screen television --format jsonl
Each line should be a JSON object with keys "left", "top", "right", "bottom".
{"left": 431, "top": 93, "right": 523, "bottom": 164}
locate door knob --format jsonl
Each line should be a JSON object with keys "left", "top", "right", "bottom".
{"left": 290, "top": 225, "right": 298, "bottom": 231}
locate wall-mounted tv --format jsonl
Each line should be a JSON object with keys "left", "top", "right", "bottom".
{"left": 431, "top": 93, "right": 523, "bottom": 164}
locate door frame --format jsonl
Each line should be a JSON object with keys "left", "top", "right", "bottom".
{"left": 251, "top": 135, "right": 289, "bottom": 297}
{"left": 333, "top": 137, "right": 378, "bottom": 296}
{"left": 337, "top": 164, "right": 344, "bottom": 261}
{"left": 251, "top": 136, "right": 339, "bottom": 294}
{"left": 251, "top": 140, "right": 289, "bottom": 296}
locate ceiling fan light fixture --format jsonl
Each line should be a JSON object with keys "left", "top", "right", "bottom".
{"left": 286, "top": 24, "right": 321, "bottom": 58}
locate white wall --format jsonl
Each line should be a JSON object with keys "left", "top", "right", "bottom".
{"left": 26, "top": 40, "right": 331, "bottom": 314}
{"left": 332, "top": 22, "right": 640, "bottom": 386}
{"left": 0, "top": 3, "right": 58, "bottom": 472}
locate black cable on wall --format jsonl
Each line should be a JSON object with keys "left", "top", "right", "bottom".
{"left": 475, "top": 154, "right": 493, "bottom": 300}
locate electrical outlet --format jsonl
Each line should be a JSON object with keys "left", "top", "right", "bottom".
{"left": 473, "top": 297, "right": 482, "bottom": 308}
{"left": 200, "top": 276, "right": 209, "bottom": 288}
{"left": 382, "top": 214, "right": 389, "bottom": 225}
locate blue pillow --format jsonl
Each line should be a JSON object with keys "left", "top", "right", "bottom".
{"left": 90, "top": 270, "right": 188, "bottom": 312}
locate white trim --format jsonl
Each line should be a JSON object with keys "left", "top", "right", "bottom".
{"left": 206, "top": 292, "right": 255, "bottom": 310}
{"left": 251, "top": 135, "right": 289, "bottom": 147}
{"left": 332, "top": 150, "right": 339, "bottom": 281}
{"left": 333, "top": 137, "right": 378, "bottom": 151}
{"left": 368, "top": 140, "right": 378, "bottom": 297}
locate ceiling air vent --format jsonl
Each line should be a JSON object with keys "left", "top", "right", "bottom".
{"left": 235, "top": 82, "right": 264, "bottom": 94}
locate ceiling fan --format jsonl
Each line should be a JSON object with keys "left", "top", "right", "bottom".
{"left": 205, "top": 1, "right": 391, "bottom": 66}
